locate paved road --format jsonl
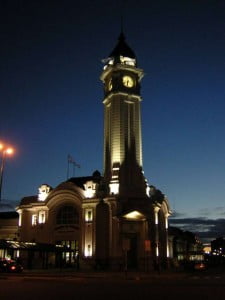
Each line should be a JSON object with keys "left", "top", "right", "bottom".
{"left": 1, "top": 271, "right": 225, "bottom": 300}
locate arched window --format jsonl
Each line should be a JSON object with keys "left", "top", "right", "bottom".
{"left": 56, "top": 205, "right": 79, "bottom": 225}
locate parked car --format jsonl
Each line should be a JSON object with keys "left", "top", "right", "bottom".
{"left": 194, "top": 261, "right": 207, "bottom": 271}
{"left": 0, "top": 259, "right": 23, "bottom": 273}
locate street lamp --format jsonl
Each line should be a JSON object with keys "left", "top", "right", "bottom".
{"left": 0, "top": 142, "right": 14, "bottom": 202}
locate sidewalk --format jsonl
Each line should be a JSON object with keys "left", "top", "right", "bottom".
{"left": 21, "top": 268, "right": 186, "bottom": 280}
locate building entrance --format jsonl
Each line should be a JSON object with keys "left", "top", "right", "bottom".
{"left": 122, "top": 233, "right": 138, "bottom": 270}
{"left": 127, "top": 234, "right": 138, "bottom": 269}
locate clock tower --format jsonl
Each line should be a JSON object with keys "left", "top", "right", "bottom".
{"left": 101, "top": 33, "right": 146, "bottom": 197}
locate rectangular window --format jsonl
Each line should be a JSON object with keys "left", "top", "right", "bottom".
{"left": 32, "top": 214, "right": 38, "bottom": 226}
{"left": 18, "top": 213, "right": 22, "bottom": 227}
{"left": 85, "top": 244, "right": 92, "bottom": 257}
{"left": 38, "top": 211, "right": 46, "bottom": 224}
{"left": 85, "top": 209, "right": 93, "bottom": 222}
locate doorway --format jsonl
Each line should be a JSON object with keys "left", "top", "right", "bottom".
{"left": 126, "top": 234, "right": 138, "bottom": 269}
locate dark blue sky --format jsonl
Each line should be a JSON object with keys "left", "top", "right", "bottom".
{"left": 1, "top": 0, "right": 225, "bottom": 241}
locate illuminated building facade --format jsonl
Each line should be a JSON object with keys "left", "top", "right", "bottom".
{"left": 16, "top": 34, "right": 171, "bottom": 270}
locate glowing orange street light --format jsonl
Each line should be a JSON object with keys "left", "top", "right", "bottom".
{"left": 0, "top": 142, "right": 14, "bottom": 202}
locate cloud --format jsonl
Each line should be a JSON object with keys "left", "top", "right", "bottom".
{"left": 169, "top": 217, "right": 225, "bottom": 243}
{"left": 197, "top": 207, "right": 225, "bottom": 218}
{"left": 170, "top": 211, "right": 188, "bottom": 218}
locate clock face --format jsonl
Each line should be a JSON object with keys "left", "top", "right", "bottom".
{"left": 122, "top": 75, "right": 134, "bottom": 88}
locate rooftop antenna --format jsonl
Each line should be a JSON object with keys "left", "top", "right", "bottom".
{"left": 120, "top": 14, "right": 124, "bottom": 35}
{"left": 120, "top": 0, "right": 126, "bottom": 36}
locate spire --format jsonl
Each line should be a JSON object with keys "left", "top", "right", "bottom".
{"left": 109, "top": 32, "right": 136, "bottom": 60}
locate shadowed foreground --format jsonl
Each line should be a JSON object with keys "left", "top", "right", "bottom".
{"left": 1, "top": 270, "right": 225, "bottom": 300}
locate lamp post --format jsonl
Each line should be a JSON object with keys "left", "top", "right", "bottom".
{"left": 0, "top": 143, "right": 14, "bottom": 202}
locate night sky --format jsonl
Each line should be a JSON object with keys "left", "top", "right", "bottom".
{"left": 1, "top": 0, "right": 225, "bottom": 242}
